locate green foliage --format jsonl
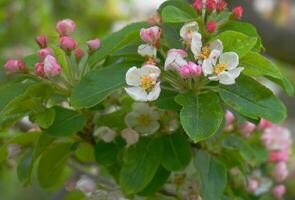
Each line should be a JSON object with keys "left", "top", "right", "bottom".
{"left": 162, "top": 6, "right": 198, "bottom": 23}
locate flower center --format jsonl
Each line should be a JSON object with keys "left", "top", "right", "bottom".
{"left": 214, "top": 63, "right": 227, "bottom": 75}
{"left": 198, "top": 46, "right": 211, "bottom": 60}
{"left": 140, "top": 75, "right": 156, "bottom": 90}
{"left": 137, "top": 114, "right": 151, "bottom": 126}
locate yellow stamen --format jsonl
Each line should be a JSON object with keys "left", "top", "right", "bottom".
{"left": 198, "top": 46, "right": 211, "bottom": 60}
{"left": 137, "top": 114, "right": 151, "bottom": 126}
{"left": 214, "top": 63, "right": 227, "bottom": 75}
{"left": 140, "top": 75, "right": 156, "bottom": 90}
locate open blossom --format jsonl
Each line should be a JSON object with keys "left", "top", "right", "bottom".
{"left": 4, "top": 59, "right": 26, "bottom": 73}
{"left": 137, "top": 44, "right": 157, "bottom": 59}
{"left": 38, "top": 48, "right": 53, "bottom": 60}
{"left": 164, "top": 49, "right": 188, "bottom": 71}
{"left": 60, "top": 36, "right": 77, "bottom": 51}
{"left": 76, "top": 175, "right": 96, "bottom": 197}
{"left": 272, "top": 185, "right": 286, "bottom": 199}
{"left": 202, "top": 51, "right": 244, "bottom": 85}
{"left": 121, "top": 128, "right": 139, "bottom": 147}
{"left": 261, "top": 126, "right": 292, "bottom": 151}
{"left": 247, "top": 171, "right": 272, "bottom": 196}
{"left": 94, "top": 126, "right": 116, "bottom": 143}
{"left": 125, "top": 65, "right": 161, "bottom": 101}
{"left": 140, "top": 26, "right": 161, "bottom": 45}
{"left": 125, "top": 102, "right": 160, "bottom": 135}
{"left": 269, "top": 150, "right": 289, "bottom": 163}
{"left": 272, "top": 162, "right": 289, "bottom": 182}
{"left": 34, "top": 62, "right": 45, "bottom": 77}
{"left": 35, "top": 35, "right": 48, "bottom": 48}
{"left": 180, "top": 21, "right": 199, "bottom": 43}
{"left": 86, "top": 39, "right": 101, "bottom": 51}
{"left": 44, "top": 55, "right": 61, "bottom": 77}
{"left": 56, "top": 19, "right": 76, "bottom": 36}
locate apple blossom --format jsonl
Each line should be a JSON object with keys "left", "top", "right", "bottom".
{"left": 38, "top": 48, "right": 53, "bottom": 60}
{"left": 232, "top": 6, "right": 244, "bottom": 19}
{"left": 179, "top": 66, "right": 191, "bottom": 79}
{"left": 180, "top": 21, "right": 199, "bottom": 43}
{"left": 121, "top": 128, "right": 139, "bottom": 147}
{"left": 205, "top": 0, "right": 216, "bottom": 13}
{"left": 86, "top": 38, "right": 101, "bottom": 51}
{"left": 272, "top": 185, "right": 286, "bottom": 199}
{"left": 56, "top": 19, "right": 76, "bottom": 36}
{"left": 272, "top": 162, "right": 289, "bottom": 182}
{"left": 137, "top": 44, "right": 157, "bottom": 59}
{"left": 239, "top": 122, "right": 256, "bottom": 137}
{"left": 4, "top": 59, "right": 26, "bottom": 73}
{"left": 76, "top": 175, "right": 96, "bottom": 197}
{"left": 269, "top": 150, "right": 289, "bottom": 163}
{"left": 164, "top": 49, "right": 188, "bottom": 71}
{"left": 60, "top": 36, "right": 77, "bottom": 52}
{"left": 202, "top": 52, "right": 244, "bottom": 85}
{"left": 206, "top": 21, "right": 217, "bottom": 33}
{"left": 225, "top": 110, "right": 235, "bottom": 131}
{"left": 75, "top": 48, "right": 85, "bottom": 61}
{"left": 261, "top": 126, "right": 292, "bottom": 151}
{"left": 179, "top": 61, "right": 202, "bottom": 79}
{"left": 247, "top": 178, "right": 259, "bottom": 193}
{"left": 94, "top": 126, "right": 116, "bottom": 143}
{"left": 34, "top": 62, "right": 45, "bottom": 77}
{"left": 125, "top": 102, "right": 160, "bottom": 135}
{"left": 44, "top": 55, "right": 61, "bottom": 77}
{"left": 35, "top": 35, "right": 48, "bottom": 48}
{"left": 125, "top": 65, "right": 161, "bottom": 101}
{"left": 193, "top": 0, "right": 203, "bottom": 13}
{"left": 140, "top": 26, "right": 161, "bottom": 45}
{"left": 258, "top": 119, "right": 273, "bottom": 130}
{"left": 216, "top": 0, "right": 227, "bottom": 13}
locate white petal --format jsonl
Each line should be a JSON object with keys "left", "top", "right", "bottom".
{"left": 137, "top": 44, "right": 156, "bottom": 58}
{"left": 202, "top": 59, "right": 213, "bottom": 76}
{"left": 209, "top": 39, "right": 223, "bottom": 54}
{"left": 209, "top": 49, "right": 221, "bottom": 65}
{"left": 147, "top": 82, "right": 161, "bottom": 101}
{"left": 217, "top": 71, "right": 236, "bottom": 85}
{"left": 219, "top": 52, "right": 239, "bottom": 70}
{"left": 132, "top": 102, "right": 150, "bottom": 112}
{"left": 208, "top": 75, "right": 219, "bottom": 81}
{"left": 180, "top": 21, "right": 199, "bottom": 41}
{"left": 149, "top": 109, "right": 160, "bottom": 120}
{"left": 126, "top": 67, "right": 141, "bottom": 86}
{"left": 164, "top": 54, "right": 187, "bottom": 71}
{"left": 125, "top": 87, "right": 148, "bottom": 101}
{"left": 124, "top": 112, "right": 138, "bottom": 128}
{"left": 191, "top": 32, "right": 202, "bottom": 56}
{"left": 140, "top": 65, "right": 161, "bottom": 77}
{"left": 228, "top": 67, "right": 244, "bottom": 79}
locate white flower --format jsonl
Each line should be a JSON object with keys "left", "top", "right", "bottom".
{"left": 121, "top": 128, "right": 139, "bottom": 147}
{"left": 93, "top": 126, "right": 116, "bottom": 143}
{"left": 164, "top": 49, "right": 188, "bottom": 71}
{"left": 76, "top": 175, "right": 96, "bottom": 197}
{"left": 125, "top": 65, "right": 161, "bottom": 101}
{"left": 191, "top": 32, "right": 223, "bottom": 62}
{"left": 202, "top": 52, "right": 244, "bottom": 85}
{"left": 137, "top": 44, "right": 157, "bottom": 58}
{"left": 180, "top": 21, "right": 199, "bottom": 42}
{"left": 125, "top": 102, "right": 160, "bottom": 135}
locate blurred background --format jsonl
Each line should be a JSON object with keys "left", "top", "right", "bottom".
{"left": 0, "top": 0, "right": 294, "bottom": 199}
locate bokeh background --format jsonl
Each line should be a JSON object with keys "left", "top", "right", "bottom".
{"left": 0, "top": 0, "right": 294, "bottom": 199}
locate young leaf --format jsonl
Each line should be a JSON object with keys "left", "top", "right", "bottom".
{"left": 155, "top": 90, "right": 181, "bottom": 110}
{"left": 162, "top": 6, "right": 197, "bottom": 23}
{"left": 194, "top": 150, "right": 227, "bottom": 200}
{"left": 175, "top": 92, "right": 224, "bottom": 143}
{"left": 44, "top": 107, "right": 87, "bottom": 137}
{"left": 33, "top": 108, "right": 55, "bottom": 129}
{"left": 17, "top": 148, "right": 33, "bottom": 186}
{"left": 159, "top": 0, "right": 198, "bottom": 19}
{"left": 161, "top": 133, "right": 192, "bottom": 171}
{"left": 219, "top": 75, "right": 287, "bottom": 123}
{"left": 119, "top": 137, "right": 163, "bottom": 194}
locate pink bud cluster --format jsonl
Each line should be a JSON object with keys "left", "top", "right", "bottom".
{"left": 179, "top": 61, "right": 202, "bottom": 79}
{"left": 193, "top": 0, "right": 228, "bottom": 14}
{"left": 4, "top": 59, "right": 27, "bottom": 73}
{"left": 140, "top": 26, "right": 161, "bottom": 47}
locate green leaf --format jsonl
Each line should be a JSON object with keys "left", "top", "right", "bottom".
{"left": 70, "top": 63, "right": 132, "bottom": 109}
{"left": 159, "top": 0, "right": 198, "bottom": 19}
{"left": 33, "top": 108, "right": 55, "bottom": 129}
{"left": 155, "top": 90, "right": 181, "bottom": 110}
{"left": 23, "top": 54, "right": 39, "bottom": 69}
{"left": 44, "top": 107, "right": 87, "bottom": 137}
{"left": 194, "top": 150, "right": 227, "bottom": 200}
{"left": 139, "top": 166, "right": 170, "bottom": 196}
{"left": 37, "top": 142, "right": 72, "bottom": 188}
{"left": 88, "top": 22, "right": 148, "bottom": 66}
{"left": 215, "top": 31, "right": 257, "bottom": 58}
{"left": 162, "top": 23, "right": 183, "bottom": 49}
{"left": 17, "top": 148, "right": 33, "bottom": 186}
{"left": 162, "top": 6, "right": 197, "bottom": 23}
{"left": 161, "top": 133, "right": 191, "bottom": 171}
{"left": 175, "top": 92, "right": 224, "bottom": 143}
{"left": 76, "top": 142, "right": 95, "bottom": 163}
{"left": 219, "top": 75, "right": 287, "bottom": 123}
{"left": 120, "top": 137, "right": 163, "bottom": 194}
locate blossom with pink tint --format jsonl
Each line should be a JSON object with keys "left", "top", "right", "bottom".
{"left": 121, "top": 128, "right": 139, "bottom": 147}
{"left": 179, "top": 66, "right": 191, "bottom": 79}
{"left": 86, "top": 38, "right": 101, "bottom": 51}
{"left": 140, "top": 26, "right": 161, "bottom": 46}
{"left": 75, "top": 48, "right": 85, "bottom": 61}
{"left": 187, "top": 61, "right": 202, "bottom": 77}
{"left": 34, "top": 62, "right": 45, "bottom": 77}
{"left": 239, "top": 122, "right": 256, "bottom": 137}
{"left": 76, "top": 175, "right": 96, "bottom": 197}
{"left": 60, "top": 36, "right": 77, "bottom": 52}
{"left": 232, "top": 6, "right": 244, "bottom": 19}
{"left": 261, "top": 126, "right": 292, "bottom": 151}
{"left": 206, "top": 21, "right": 217, "bottom": 33}
{"left": 44, "top": 55, "right": 61, "bottom": 77}
{"left": 216, "top": 0, "right": 227, "bottom": 13}
{"left": 38, "top": 48, "right": 53, "bottom": 60}
{"left": 35, "top": 35, "right": 48, "bottom": 48}
{"left": 225, "top": 110, "right": 235, "bottom": 131}
{"left": 269, "top": 150, "right": 289, "bottom": 163}
{"left": 4, "top": 59, "right": 26, "bottom": 73}
{"left": 247, "top": 178, "right": 259, "bottom": 193}
{"left": 193, "top": 0, "right": 203, "bottom": 13}
{"left": 164, "top": 49, "right": 188, "bottom": 71}
{"left": 272, "top": 185, "right": 286, "bottom": 199}
{"left": 56, "top": 19, "right": 76, "bottom": 36}
{"left": 205, "top": 0, "right": 216, "bottom": 13}
{"left": 273, "top": 162, "right": 289, "bottom": 182}
{"left": 258, "top": 119, "right": 273, "bottom": 130}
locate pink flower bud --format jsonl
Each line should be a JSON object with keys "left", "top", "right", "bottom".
{"left": 206, "top": 21, "right": 217, "bottom": 33}
{"left": 258, "top": 119, "right": 273, "bottom": 130}
{"left": 35, "top": 35, "right": 48, "bottom": 48}
{"left": 247, "top": 178, "right": 259, "bottom": 193}
{"left": 232, "top": 6, "right": 243, "bottom": 19}
{"left": 216, "top": 0, "right": 227, "bottom": 13}
{"left": 193, "top": 0, "right": 203, "bottom": 13}
{"left": 179, "top": 66, "right": 191, "bottom": 79}
{"left": 38, "top": 48, "right": 53, "bottom": 60}
{"left": 206, "top": 0, "right": 216, "bottom": 13}
{"left": 269, "top": 151, "right": 289, "bottom": 163}
{"left": 187, "top": 61, "right": 202, "bottom": 77}
{"left": 34, "top": 62, "right": 45, "bottom": 77}
{"left": 86, "top": 39, "right": 101, "bottom": 51}
{"left": 44, "top": 55, "right": 61, "bottom": 77}
{"left": 56, "top": 19, "right": 76, "bottom": 36}
{"left": 75, "top": 48, "right": 85, "bottom": 61}
{"left": 4, "top": 59, "right": 26, "bottom": 73}
{"left": 272, "top": 185, "right": 286, "bottom": 199}
{"left": 60, "top": 36, "right": 77, "bottom": 52}
{"left": 273, "top": 162, "right": 289, "bottom": 182}
{"left": 239, "top": 122, "right": 256, "bottom": 137}
{"left": 140, "top": 26, "right": 161, "bottom": 45}
{"left": 225, "top": 111, "right": 235, "bottom": 124}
